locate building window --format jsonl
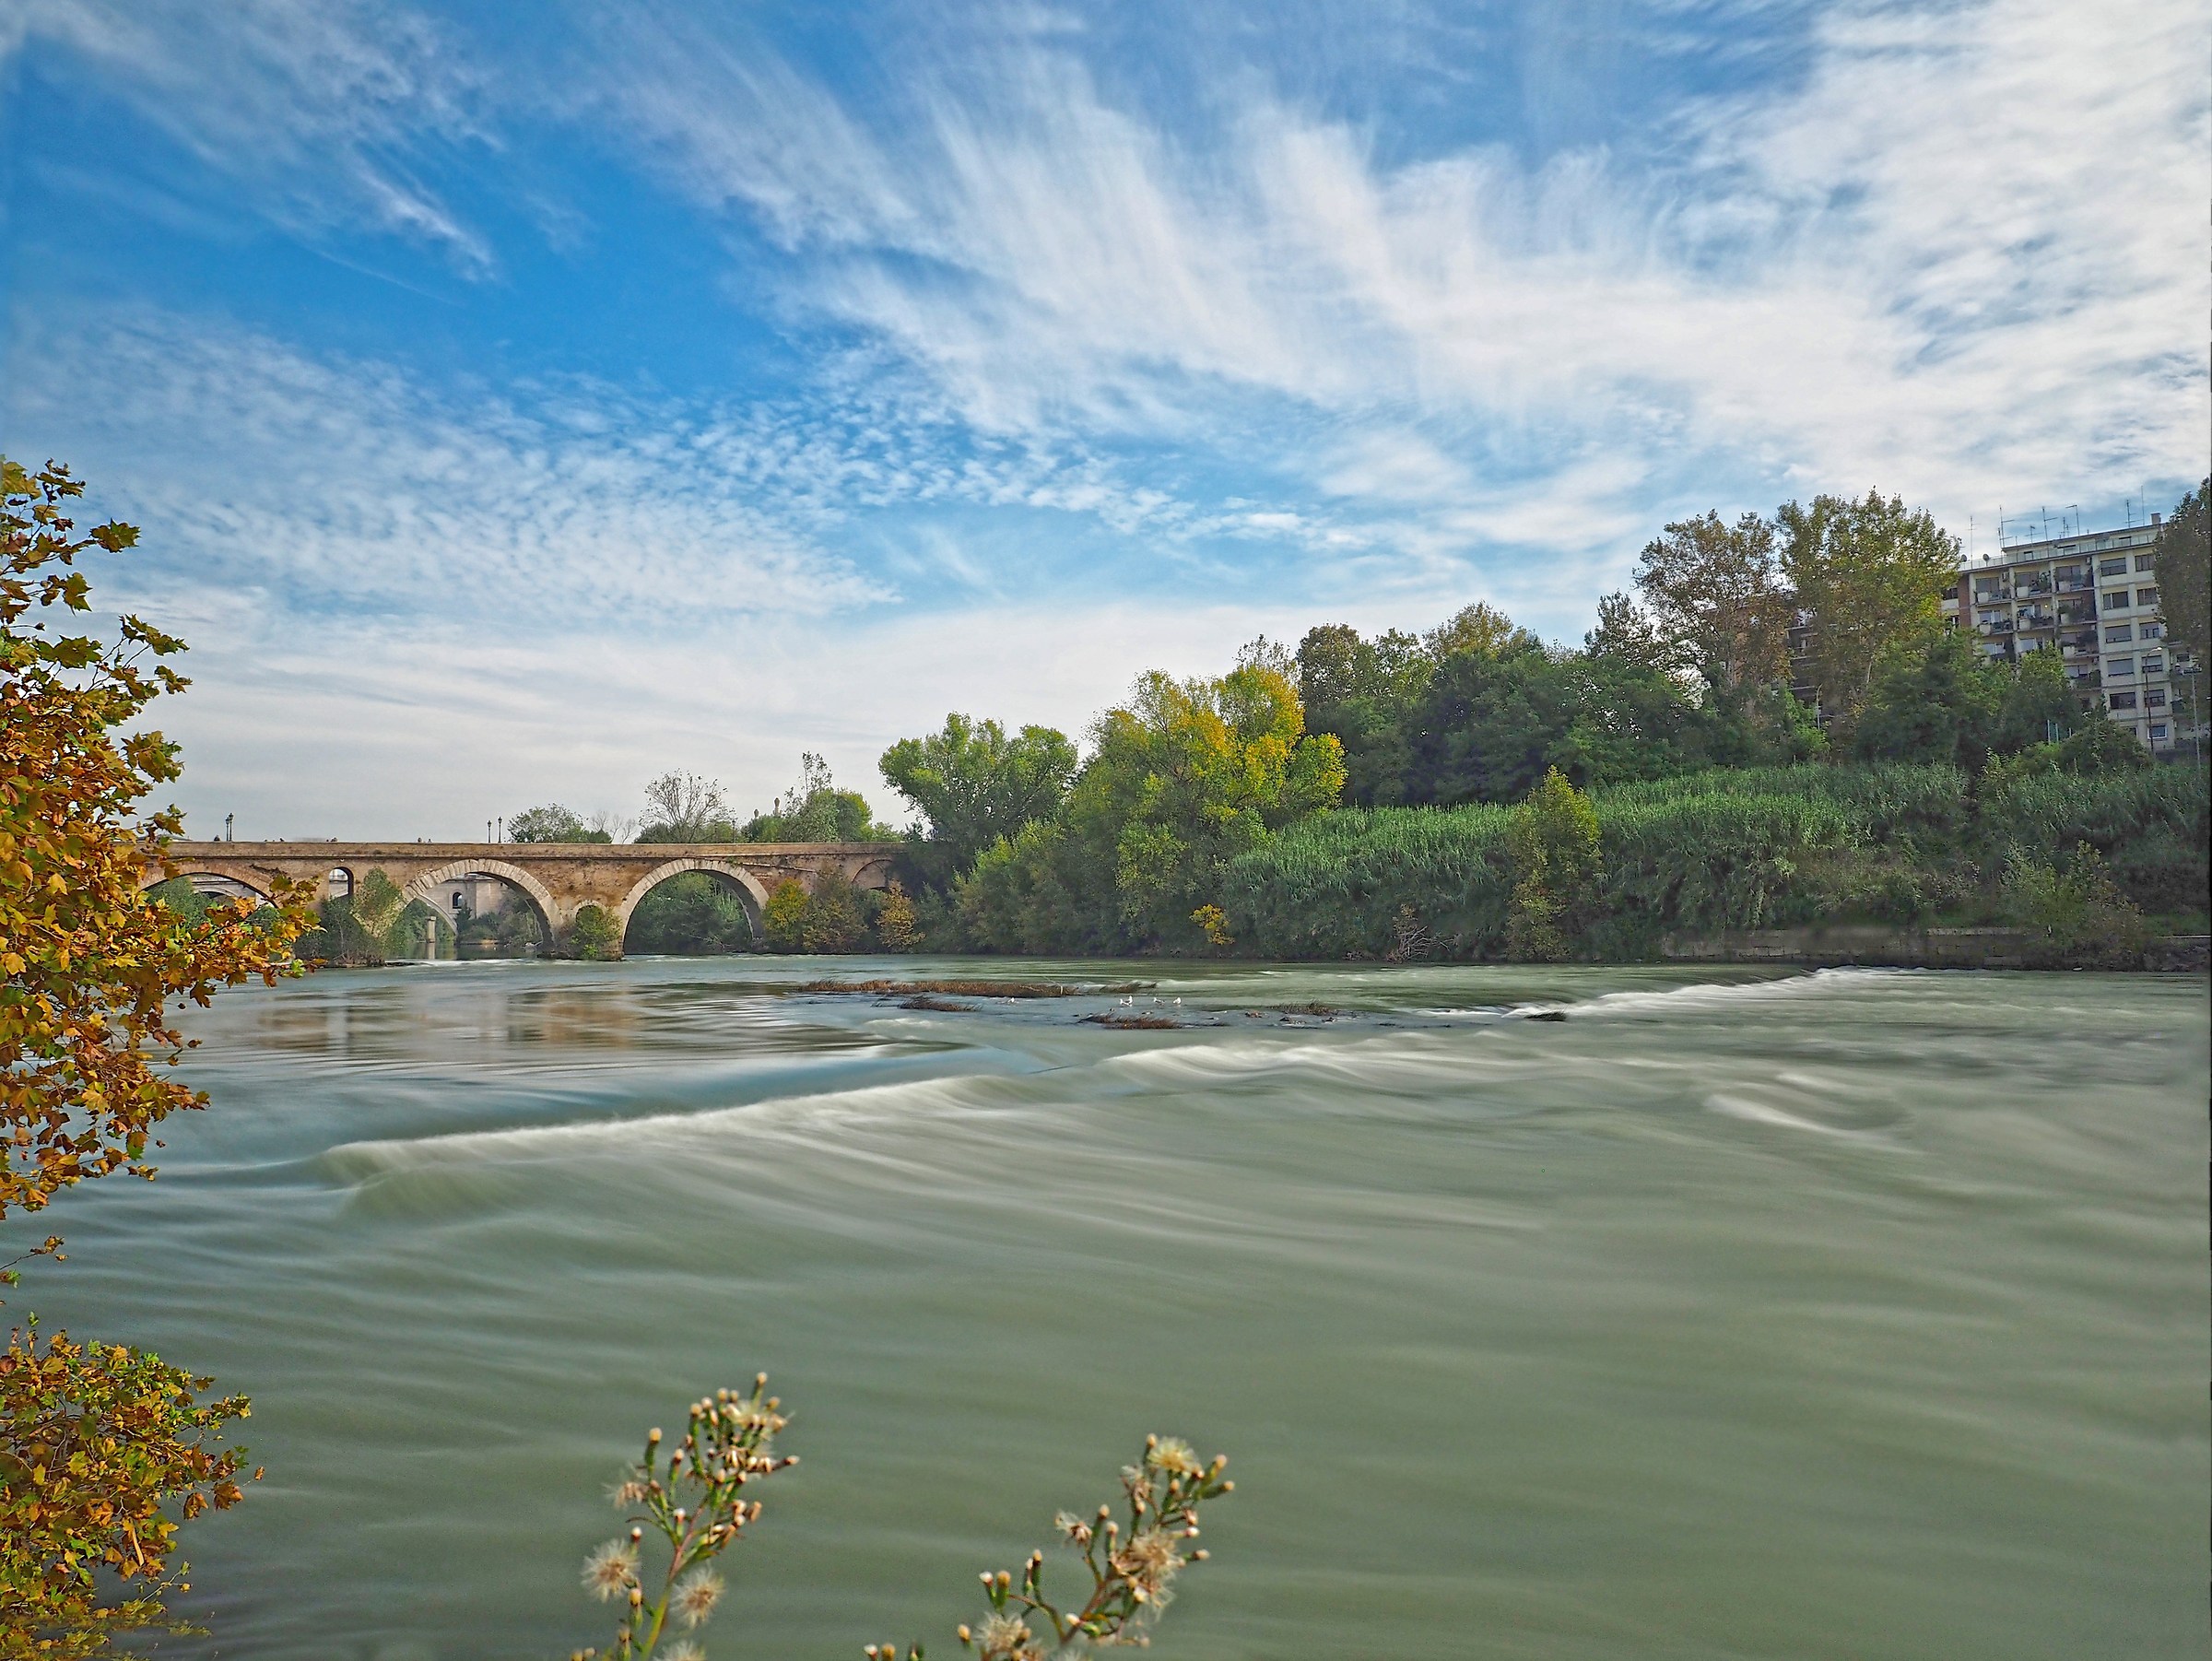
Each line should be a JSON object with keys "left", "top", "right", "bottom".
{"left": 2107, "top": 656, "right": 2135, "bottom": 677}
{"left": 2108, "top": 691, "right": 2137, "bottom": 711}
{"left": 2140, "top": 621, "right": 2164, "bottom": 640}
{"left": 2142, "top": 654, "right": 2165, "bottom": 675}
{"left": 2136, "top": 586, "right": 2159, "bottom": 607}
{"left": 2150, "top": 723, "right": 2169, "bottom": 742}
{"left": 2102, "top": 591, "right": 2129, "bottom": 611}
{"left": 2099, "top": 556, "right": 2127, "bottom": 575}
{"left": 2104, "top": 624, "right": 2133, "bottom": 643}
{"left": 2146, "top": 689, "right": 2167, "bottom": 709}
{"left": 2135, "top": 553, "right": 2157, "bottom": 571}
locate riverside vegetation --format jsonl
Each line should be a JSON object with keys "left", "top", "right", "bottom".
{"left": 520, "top": 484, "right": 2204, "bottom": 964}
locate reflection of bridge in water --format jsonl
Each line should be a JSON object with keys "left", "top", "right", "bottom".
{"left": 147, "top": 841, "right": 900, "bottom": 939}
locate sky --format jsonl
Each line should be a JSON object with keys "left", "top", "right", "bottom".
{"left": 2, "top": 0, "right": 2206, "bottom": 839}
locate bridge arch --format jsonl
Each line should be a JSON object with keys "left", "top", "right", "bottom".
{"left": 141, "top": 865, "right": 275, "bottom": 905}
{"left": 404, "top": 859, "right": 561, "bottom": 938}
{"left": 616, "top": 858, "right": 770, "bottom": 942}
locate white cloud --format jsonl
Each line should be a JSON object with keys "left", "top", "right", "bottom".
{"left": 7, "top": 0, "right": 493, "bottom": 266}
{"left": 596, "top": 0, "right": 2209, "bottom": 531}
{"left": 8, "top": 315, "right": 884, "bottom": 620}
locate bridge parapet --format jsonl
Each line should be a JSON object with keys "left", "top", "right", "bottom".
{"left": 146, "top": 841, "right": 902, "bottom": 933}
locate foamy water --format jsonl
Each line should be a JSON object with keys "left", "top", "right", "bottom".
{"left": 33, "top": 957, "right": 2209, "bottom": 1658}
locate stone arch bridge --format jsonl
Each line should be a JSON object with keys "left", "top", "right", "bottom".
{"left": 146, "top": 841, "right": 900, "bottom": 940}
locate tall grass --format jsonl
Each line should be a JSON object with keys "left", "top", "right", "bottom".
{"left": 1224, "top": 760, "right": 2208, "bottom": 956}
{"left": 1225, "top": 789, "right": 1860, "bottom": 959}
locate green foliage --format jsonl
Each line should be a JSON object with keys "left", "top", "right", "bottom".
{"left": 510, "top": 804, "right": 615, "bottom": 843}
{"left": 1779, "top": 489, "right": 1959, "bottom": 727}
{"left": 737, "top": 754, "right": 896, "bottom": 843}
{"left": 879, "top": 715, "right": 1077, "bottom": 889}
{"left": 1632, "top": 511, "right": 1793, "bottom": 698}
{"left": 2002, "top": 843, "right": 2151, "bottom": 965}
{"left": 761, "top": 879, "right": 809, "bottom": 952}
{"left": 624, "top": 874, "right": 755, "bottom": 955}
{"left": 1979, "top": 763, "right": 2208, "bottom": 915}
{"left": 2152, "top": 477, "right": 2208, "bottom": 661}
{"left": 569, "top": 905, "right": 622, "bottom": 960}
{"left": 960, "top": 666, "right": 1344, "bottom": 952}
{"left": 1504, "top": 769, "right": 1601, "bottom": 960}
{"left": 799, "top": 869, "right": 868, "bottom": 952}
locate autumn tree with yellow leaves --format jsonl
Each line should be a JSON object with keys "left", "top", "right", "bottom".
{"left": 1, "top": 458, "right": 311, "bottom": 1654}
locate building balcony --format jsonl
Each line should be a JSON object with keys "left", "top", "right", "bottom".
{"left": 2015, "top": 610, "right": 2053, "bottom": 630}
{"left": 2068, "top": 671, "right": 2102, "bottom": 690}
{"left": 2017, "top": 579, "right": 2053, "bottom": 598}
{"left": 1976, "top": 619, "right": 2015, "bottom": 636}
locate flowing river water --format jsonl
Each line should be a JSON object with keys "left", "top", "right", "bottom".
{"left": 33, "top": 959, "right": 2210, "bottom": 1659}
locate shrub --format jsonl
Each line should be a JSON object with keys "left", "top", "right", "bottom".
{"left": 801, "top": 871, "right": 868, "bottom": 952}
{"left": 762, "top": 879, "right": 809, "bottom": 952}
{"left": 2003, "top": 843, "right": 2151, "bottom": 966}
{"left": 874, "top": 880, "right": 918, "bottom": 950}
{"left": 1504, "top": 768, "right": 1601, "bottom": 960}
{"left": 569, "top": 904, "right": 623, "bottom": 960}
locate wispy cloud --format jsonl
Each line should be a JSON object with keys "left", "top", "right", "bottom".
{"left": 593, "top": 0, "right": 2209, "bottom": 527}
{"left": 8, "top": 0, "right": 493, "bottom": 267}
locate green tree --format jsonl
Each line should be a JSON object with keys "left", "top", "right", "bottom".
{"left": 1293, "top": 623, "right": 1430, "bottom": 806}
{"left": 878, "top": 715, "right": 1077, "bottom": 888}
{"left": 1632, "top": 511, "right": 1794, "bottom": 701}
{"left": 962, "top": 666, "right": 1344, "bottom": 952}
{"left": 2152, "top": 477, "right": 2207, "bottom": 662}
{"left": 800, "top": 870, "right": 868, "bottom": 952}
{"left": 510, "top": 804, "right": 615, "bottom": 843}
{"left": 1989, "top": 645, "right": 2079, "bottom": 756}
{"left": 3, "top": 458, "right": 311, "bottom": 1648}
{"left": 738, "top": 754, "right": 896, "bottom": 843}
{"left": 1503, "top": 768, "right": 1601, "bottom": 961}
{"left": 761, "top": 879, "right": 809, "bottom": 951}
{"left": 568, "top": 904, "right": 622, "bottom": 960}
{"left": 1778, "top": 491, "right": 1959, "bottom": 728}
{"left": 624, "top": 874, "right": 755, "bottom": 955}
{"left": 1853, "top": 630, "right": 2004, "bottom": 768}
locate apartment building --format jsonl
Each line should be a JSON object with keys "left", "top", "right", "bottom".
{"left": 1941, "top": 516, "right": 2200, "bottom": 754}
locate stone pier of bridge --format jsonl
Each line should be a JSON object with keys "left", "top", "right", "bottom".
{"left": 145, "top": 841, "right": 900, "bottom": 937}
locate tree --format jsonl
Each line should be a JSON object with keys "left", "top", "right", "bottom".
{"left": 1504, "top": 768, "right": 1602, "bottom": 961}
{"left": 1778, "top": 491, "right": 1959, "bottom": 727}
{"left": 961, "top": 666, "right": 1344, "bottom": 952}
{"left": 1632, "top": 511, "right": 1793, "bottom": 700}
{"left": 568, "top": 905, "right": 622, "bottom": 960}
{"left": 1852, "top": 629, "right": 2004, "bottom": 768}
{"left": 1292, "top": 623, "right": 1430, "bottom": 807}
{"left": 874, "top": 880, "right": 917, "bottom": 950}
{"left": 878, "top": 715, "right": 1077, "bottom": 889}
{"left": 761, "top": 879, "right": 809, "bottom": 951}
{"left": 3, "top": 457, "right": 311, "bottom": 1646}
{"left": 738, "top": 754, "right": 896, "bottom": 844}
{"left": 2152, "top": 477, "right": 2208, "bottom": 662}
{"left": 510, "top": 804, "right": 615, "bottom": 844}
{"left": 638, "top": 772, "right": 737, "bottom": 842}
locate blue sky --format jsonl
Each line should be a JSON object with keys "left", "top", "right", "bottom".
{"left": 3, "top": 0, "right": 2206, "bottom": 837}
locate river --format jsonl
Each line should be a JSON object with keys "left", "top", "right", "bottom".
{"left": 32, "top": 959, "right": 2209, "bottom": 1658}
